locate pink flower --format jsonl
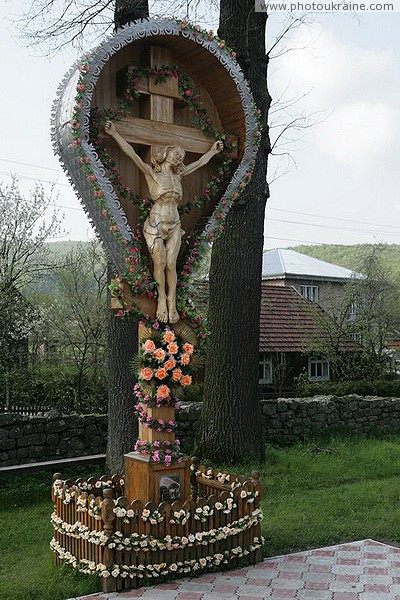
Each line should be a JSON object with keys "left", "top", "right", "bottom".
{"left": 164, "top": 455, "right": 172, "bottom": 466}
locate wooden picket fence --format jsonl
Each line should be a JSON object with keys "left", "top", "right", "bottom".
{"left": 51, "top": 462, "right": 263, "bottom": 592}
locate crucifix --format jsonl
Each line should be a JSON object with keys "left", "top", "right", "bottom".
{"left": 105, "top": 46, "right": 229, "bottom": 324}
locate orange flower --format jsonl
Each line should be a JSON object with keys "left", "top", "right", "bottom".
{"left": 183, "top": 343, "right": 194, "bottom": 355}
{"left": 180, "top": 375, "right": 192, "bottom": 387}
{"left": 154, "top": 348, "right": 166, "bottom": 361}
{"left": 172, "top": 368, "right": 183, "bottom": 382}
{"left": 167, "top": 342, "right": 178, "bottom": 355}
{"left": 140, "top": 367, "right": 153, "bottom": 381}
{"left": 163, "top": 330, "right": 175, "bottom": 344}
{"left": 143, "top": 339, "right": 156, "bottom": 353}
{"left": 157, "top": 384, "right": 170, "bottom": 398}
{"left": 164, "top": 359, "right": 176, "bottom": 371}
{"left": 155, "top": 368, "right": 167, "bottom": 380}
{"left": 180, "top": 353, "right": 191, "bottom": 366}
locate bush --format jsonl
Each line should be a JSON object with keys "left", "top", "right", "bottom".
{"left": 295, "top": 378, "right": 400, "bottom": 398}
{"left": 0, "top": 365, "right": 107, "bottom": 414}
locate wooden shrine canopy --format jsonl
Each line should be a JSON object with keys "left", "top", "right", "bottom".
{"left": 52, "top": 19, "right": 260, "bottom": 283}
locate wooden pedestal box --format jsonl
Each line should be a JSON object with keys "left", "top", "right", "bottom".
{"left": 124, "top": 452, "right": 190, "bottom": 504}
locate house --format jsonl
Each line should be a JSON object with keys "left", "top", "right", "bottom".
{"left": 192, "top": 249, "right": 360, "bottom": 396}
{"left": 259, "top": 283, "right": 359, "bottom": 396}
{"left": 262, "top": 248, "right": 358, "bottom": 313}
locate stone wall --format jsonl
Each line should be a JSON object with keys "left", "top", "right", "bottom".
{"left": 178, "top": 395, "right": 400, "bottom": 446}
{"left": 0, "top": 413, "right": 108, "bottom": 466}
{"left": 2, "top": 395, "right": 400, "bottom": 466}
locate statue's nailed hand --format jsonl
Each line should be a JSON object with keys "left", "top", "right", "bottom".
{"left": 212, "top": 140, "right": 224, "bottom": 154}
{"left": 104, "top": 120, "right": 116, "bottom": 136}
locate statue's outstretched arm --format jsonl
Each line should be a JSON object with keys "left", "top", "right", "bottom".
{"left": 104, "top": 121, "right": 152, "bottom": 177}
{"left": 183, "top": 140, "right": 223, "bottom": 177}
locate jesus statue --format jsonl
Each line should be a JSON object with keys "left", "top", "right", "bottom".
{"left": 104, "top": 120, "right": 223, "bottom": 324}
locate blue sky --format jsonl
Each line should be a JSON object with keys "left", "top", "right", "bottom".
{"left": 1, "top": 0, "right": 399, "bottom": 248}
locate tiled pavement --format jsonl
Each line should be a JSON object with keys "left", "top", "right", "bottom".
{"left": 70, "top": 539, "right": 400, "bottom": 600}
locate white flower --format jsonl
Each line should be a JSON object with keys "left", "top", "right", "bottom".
{"left": 101, "top": 570, "right": 110, "bottom": 578}
{"left": 199, "top": 558, "right": 207, "bottom": 566}
{"left": 127, "top": 509, "right": 134, "bottom": 518}
{"left": 111, "top": 569, "right": 119, "bottom": 577}
{"left": 95, "top": 481, "right": 102, "bottom": 488}
{"left": 240, "top": 490, "right": 247, "bottom": 498}
{"left": 215, "top": 502, "right": 223, "bottom": 510}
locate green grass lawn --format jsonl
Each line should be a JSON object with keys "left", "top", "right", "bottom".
{"left": 2, "top": 435, "right": 400, "bottom": 599}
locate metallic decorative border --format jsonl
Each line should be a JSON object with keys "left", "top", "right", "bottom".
{"left": 51, "top": 18, "right": 259, "bottom": 274}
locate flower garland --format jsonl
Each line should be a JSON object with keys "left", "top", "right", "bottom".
{"left": 50, "top": 536, "right": 263, "bottom": 579}
{"left": 53, "top": 478, "right": 124, "bottom": 505}
{"left": 133, "top": 382, "right": 179, "bottom": 408}
{"left": 132, "top": 324, "right": 202, "bottom": 465}
{"left": 135, "top": 326, "right": 196, "bottom": 395}
{"left": 134, "top": 439, "right": 182, "bottom": 466}
{"left": 134, "top": 404, "right": 177, "bottom": 433}
{"left": 50, "top": 508, "right": 262, "bottom": 553}
{"left": 141, "top": 507, "right": 165, "bottom": 524}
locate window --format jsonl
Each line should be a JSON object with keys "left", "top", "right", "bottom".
{"left": 347, "top": 302, "right": 358, "bottom": 321}
{"left": 259, "top": 353, "right": 272, "bottom": 384}
{"left": 308, "top": 356, "right": 330, "bottom": 381}
{"left": 300, "top": 285, "right": 319, "bottom": 303}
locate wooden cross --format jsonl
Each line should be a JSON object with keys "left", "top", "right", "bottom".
{"left": 116, "top": 46, "right": 238, "bottom": 164}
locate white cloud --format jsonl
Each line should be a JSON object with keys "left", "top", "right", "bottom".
{"left": 270, "top": 22, "right": 394, "bottom": 110}
{"left": 315, "top": 102, "right": 400, "bottom": 170}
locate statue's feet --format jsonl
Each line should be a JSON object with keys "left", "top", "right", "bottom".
{"left": 156, "top": 300, "right": 169, "bottom": 323}
{"left": 168, "top": 302, "right": 180, "bottom": 324}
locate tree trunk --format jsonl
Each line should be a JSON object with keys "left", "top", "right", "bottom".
{"left": 104, "top": 0, "right": 148, "bottom": 474}
{"left": 106, "top": 264, "right": 138, "bottom": 473}
{"left": 197, "top": 0, "right": 270, "bottom": 463}
{"left": 114, "top": 0, "right": 149, "bottom": 29}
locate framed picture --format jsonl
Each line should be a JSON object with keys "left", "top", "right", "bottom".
{"left": 158, "top": 474, "right": 181, "bottom": 502}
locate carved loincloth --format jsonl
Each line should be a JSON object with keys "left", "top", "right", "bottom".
{"left": 143, "top": 216, "right": 184, "bottom": 253}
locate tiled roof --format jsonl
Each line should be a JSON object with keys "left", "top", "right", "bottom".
{"left": 262, "top": 248, "right": 358, "bottom": 281}
{"left": 260, "top": 283, "right": 358, "bottom": 353}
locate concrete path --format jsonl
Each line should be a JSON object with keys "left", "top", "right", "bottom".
{"left": 70, "top": 539, "right": 400, "bottom": 600}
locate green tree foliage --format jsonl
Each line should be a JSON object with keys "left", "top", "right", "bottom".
{"left": 43, "top": 240, "right": 108, "bottom": 404}
{"left": 293, "top": 243, "right": 400, "bottom": 278}
{"left": 0, "top": 177, "right": 61, "bottom": 407}
{"left": 306, "top": 245, "right": 399, "bottom": 381}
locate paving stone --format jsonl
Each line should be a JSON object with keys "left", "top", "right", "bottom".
{"left": 177, "top": 583, "right": 214, "bottom": 592}
{"left": 211, "top": 585, "right": 238, "bottom": 593}
{"left": 360, "top": 573, "right": 392, "bottom": 584}
{"left": 303, "top": 571, "right": 335, "bottom": 583}
{"left": 270, "top": 589, "right": 297, "bottom": 598}
{"left": 67, "top": 539, "right": 400, "bottom": 600}
{"left": 363, "top": 583, "right": 390, "bottom": 593}
{"left": 215, "top": 576, "right": 248, "bottom": 586}
{"left": 296, "top": 591, "right": 333, "bottom": 600}
{"left": 237, "top": 596, "right": 267, "bottom": 600}
{"left": 304, "top": 580, "right": 330, "bottom": 590}
{"left": 237, "top": 586, "right": 272, "bottom": 596}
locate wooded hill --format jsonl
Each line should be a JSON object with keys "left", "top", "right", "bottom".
{"left": 291, "top": 244, "right": 400, "bottom": 278}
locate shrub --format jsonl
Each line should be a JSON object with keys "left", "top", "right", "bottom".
{"left": 295, "top": 378, "right": 400, "bottom": 398}
{"left": 0, "top": 365, "right": 107, "bottom": 414}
